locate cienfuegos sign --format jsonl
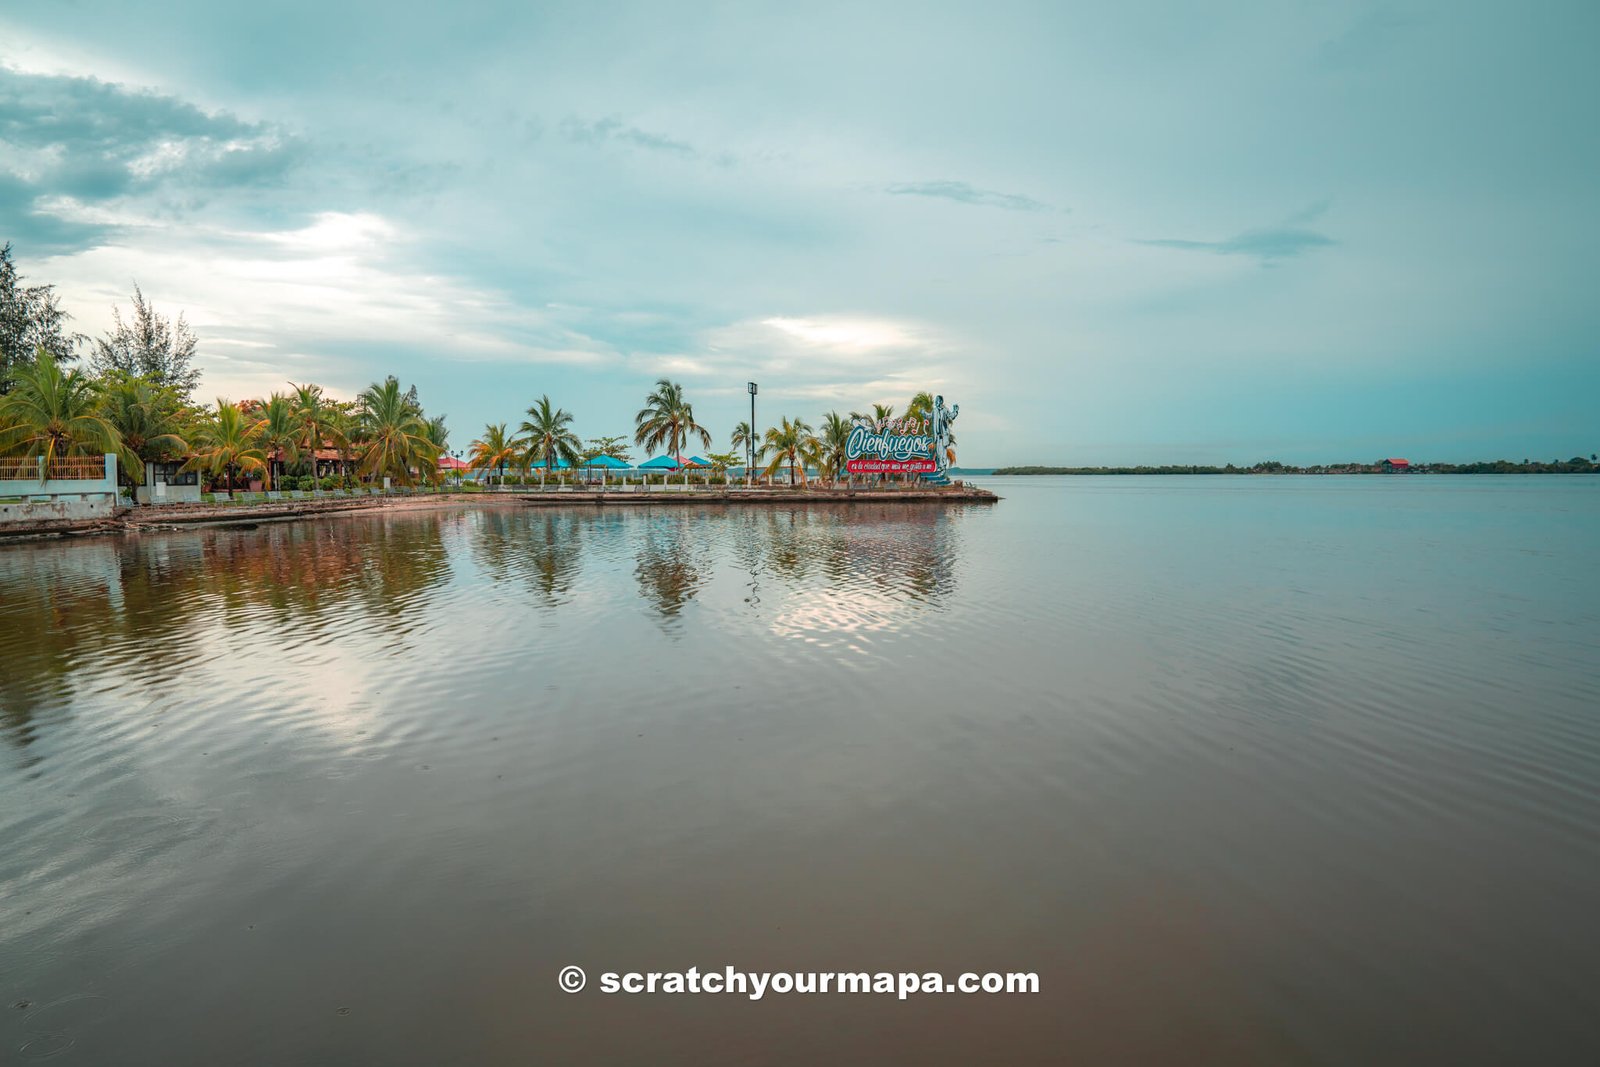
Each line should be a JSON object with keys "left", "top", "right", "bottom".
{"left": 845, "top": 395, "right": 959, "bottom": 475}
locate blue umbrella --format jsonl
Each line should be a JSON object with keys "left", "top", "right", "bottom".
{"left": 527, "top": 457, "right": 573, "bottom": 469}
{"left": 637, "top": 454, "right": 683, "bottom": 486}
{"left": 582, "top": 453, "right": 630, "bottom": 486}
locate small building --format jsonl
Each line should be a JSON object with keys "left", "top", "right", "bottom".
{"left": 138, "top": 460, "right": 203, "bottom": 503}
{"left": 1382, "top": 458, "right": 1411, "bottom": 472}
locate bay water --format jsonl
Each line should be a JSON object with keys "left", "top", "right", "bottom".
{"left": 2, "top": 476, "right": 1597, "bottom": 1064}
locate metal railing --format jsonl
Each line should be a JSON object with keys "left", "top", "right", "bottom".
{"left": 0, "top": 455, "right": 108, "bottom": 481}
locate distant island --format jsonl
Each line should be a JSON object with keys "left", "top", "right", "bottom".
{"left": 993, "top": 457, "right": 1599, "bottom": 476}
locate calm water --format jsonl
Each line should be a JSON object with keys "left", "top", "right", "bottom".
{"left": 3, "top": 477, "right": 1598, "bottom": 1065}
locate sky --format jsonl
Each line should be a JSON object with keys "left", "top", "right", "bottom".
{"left": 2, "top": 0, "right": 1596, "bottom": 466}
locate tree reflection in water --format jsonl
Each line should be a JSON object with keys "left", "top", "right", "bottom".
{"left": 0, "top": 504, "right": 969, "bottom": 754}
{"left": 633, "top": 511, "right": 710, "bottom": 624}
{"left": 471, "top": 508, "right": 585, "bottom": 607}
{"left": 748, "top": 504, "right": 961, "bottom": 604}
{"left": 0, "top": 514, "right": 453, "bottom": 756}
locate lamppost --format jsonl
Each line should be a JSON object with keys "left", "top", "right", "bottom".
{"left": 747, "top": 381, "right": 758, "bottom": 488}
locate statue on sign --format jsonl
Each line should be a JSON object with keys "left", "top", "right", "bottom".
{"left": 930, "top": 395, "right": 959, "bottom": 472}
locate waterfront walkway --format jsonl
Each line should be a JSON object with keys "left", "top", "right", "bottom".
{"left": 0, "top": 483, "right": 998, "bottom": 540}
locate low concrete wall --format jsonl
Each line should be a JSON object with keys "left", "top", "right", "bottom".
{"left": 0, "top": 497, "right": 116, "bottom": 526}
{"left": 136, "top": 483, "right": 204, "bottom": 504}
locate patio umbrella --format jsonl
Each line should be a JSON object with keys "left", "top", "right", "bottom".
{"left": 638, "top": 454, "right": 681, "bottom": 486}
{"left": 527, "top": 455, "right": 572, "bottom": 487}
{"left": 583, "top": 454, "right": 629, "bottom": 485}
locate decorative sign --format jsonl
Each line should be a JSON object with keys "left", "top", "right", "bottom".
{"left": 845, "top": 395, "right": 959, "bottom": 475}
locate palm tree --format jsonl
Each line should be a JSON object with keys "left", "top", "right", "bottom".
{"left": 356, "top": 377, "right": 434, "bottom": 486}
{"left": 816, "top": 411, "right": 853, "bottom": 486}
{"left": 635, "top": 379, "right": 711, "bottom": 486}
{"left": 519, "top": 395, "right": 582, "bottom": 488}
{"left": 850, "top": 402, "right": 895, "bottom": 429}
{"left": 331, "top": 405, "right": 359, "bottom": 486}
{"left": 98, "top": 375, "right": 188, "bottom": 504}
{"left": 905, "top": 393, "right": 934, "bottom": 425}
{"left": 184, "top": 398, "right": 266, "bottom": 498}
{"left": 468, "top": 422, "right": 524, "bottom": 486}
{"left": 290, "top": 382, "right": 343, "bottom": 483}
{"left": 0, "top": 351, "right": 126, "bottom": 481}
{"left": 731, "top": 420, "right": 766, "bottom": 486}
{"left": 420, "top": 414, "right": 449, "bottom": 486}
{"left": 762, "top": 416, "right": 818, "bottom": 487}
{"left": 256, "top": 392, "right": 298, "bottom": 490}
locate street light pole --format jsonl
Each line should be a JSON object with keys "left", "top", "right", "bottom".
{"left": 747, "top": 381, "right": 758, "bottom": 488}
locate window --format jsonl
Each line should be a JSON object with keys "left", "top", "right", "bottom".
{"left": 154, "top": 462, "right": 198, "bottom": 486}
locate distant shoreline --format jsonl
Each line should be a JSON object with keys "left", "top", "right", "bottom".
{"left": 991, "top": 462, "right": 1599, "bottom": 476}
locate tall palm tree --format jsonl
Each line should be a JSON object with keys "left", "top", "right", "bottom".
{"left": 420, "top": 414, "right": 449, "bottom": 486}
{"left": 731, "top": 420, "right": 766, "bottom": 485}
{"left": 256, "top": 392, "right": 298, "bottom": 490}
{"left": 816, "top": 411, "right": 853, "bottom": 486}
{"left": 762, "top": 416, "right": 818, "bottom": 487}
{"left": 356, "top": 377, "right": 434, "bottom": 486}
{"left": 468, "top": 422, "right": 524, "bottom": 486}
{"left": 635, "top": 378, "right": 711, "bottom": 485}
{"left": 519, "top": 395, "right": 582, "bottom": 488}
{"left": 331, "top": 404, "right": 359, "bottom": 486}
{"left": 290, "top": 382, "right": 343, "bottom": 482}
{"left": 0, "top": 351, "right": 126, "bottom": 481}
{"left": 184, "top": 398, "right": 266, "bottom": 498}
{"left": 98, "top": 375, "right": 188, "bottom": 504}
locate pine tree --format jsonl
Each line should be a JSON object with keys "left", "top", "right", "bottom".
{"left": 91, "top": 284, "right": 202, "bottom": 401}
{"left": 0, "top": 243, "right": 83, "bottom": 394}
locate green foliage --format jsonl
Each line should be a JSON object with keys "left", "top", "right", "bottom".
{"left": 357, "top": 376, "right": 438, "bottom": 486}
{"left": 184, "top": 399, "right": 268, "bottom": 498}
{"left": 96, "top": 373, "right": 189, "bottom": 495}
{"left": 761, "top": 416, "right": 818, "bottom": 487}
{"left": 290, "top": 382, "right": 344, "bottom": 477}
{"left": 816, "top": 411, "right": 852, "bottom": 484}
{"left": 0, "top": 243, "right": 83, "bottom": 394}
{"left": 0, "top": 351, "right": 125, "bottom": 474}
{"left": 89, "top": 284, "right": 202, "bottom": 401}
{"left": 469, "top": 422, "right": 524, "bottom": 483}
{"left": 634, "top": 379, "right": 711, "bottom": 461}
{"left": 519, "top": 395, "right": 582, "bottom": 480}
{"left": 583, "top": 435, "right": 633, "bottom": 464}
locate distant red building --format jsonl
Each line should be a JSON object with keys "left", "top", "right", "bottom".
{"left": 1382, "top": 458, "right": 1410, "bottom": 472}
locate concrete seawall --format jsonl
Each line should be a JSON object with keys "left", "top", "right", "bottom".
{"left": 512, "top": 486, "right": 999, "bottom": 506}
{"left": 0, "top": 485, "right": 998, "bottom": 541}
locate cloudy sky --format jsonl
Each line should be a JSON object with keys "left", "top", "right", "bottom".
{"left": 2, "top": 1, "right": 1595, "bottom": 465}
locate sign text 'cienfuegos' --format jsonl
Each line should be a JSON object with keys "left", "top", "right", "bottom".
{"left": 845, "top": 395, "right": 959, "bottom": 475}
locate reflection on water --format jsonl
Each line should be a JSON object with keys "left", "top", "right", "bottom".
{"left": 633, "top": 513, "right": 710, "bottom": 622}
{"left": 0, "top": 504, "right": 964, "bottom": 758}
{"left": 3, "top": 483, "right": 1598, "bottom": 1065}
